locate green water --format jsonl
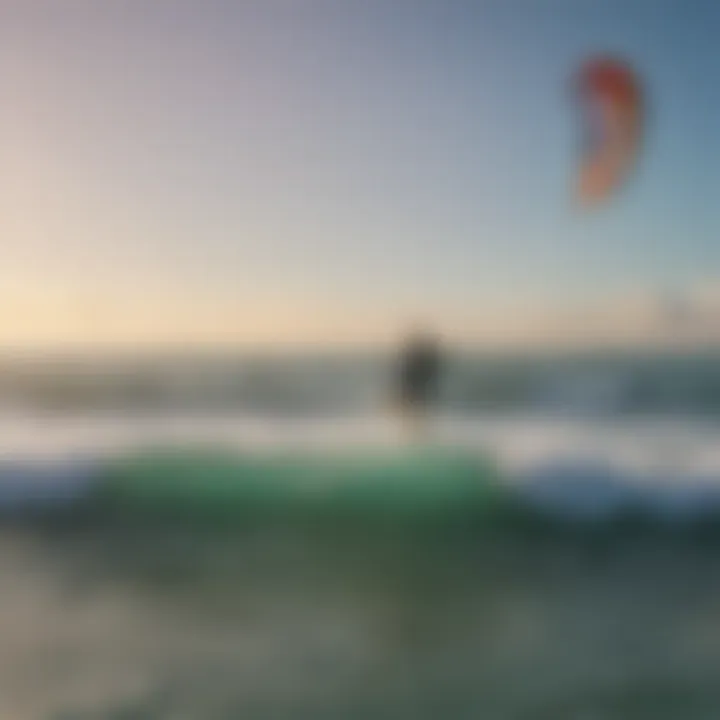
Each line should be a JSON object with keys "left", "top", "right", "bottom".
{"left": 97, "top": 448, "right": 503, "bottom": 524}
{"left": 3, "top": 513, "right": 719, "bottom": 719}
{"left": 2, "top": 448, "right": 717, "bottom": 718}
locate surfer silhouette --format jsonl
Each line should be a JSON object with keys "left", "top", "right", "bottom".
{"left": 395, "top": 327, "right": 443, "bottom": 441}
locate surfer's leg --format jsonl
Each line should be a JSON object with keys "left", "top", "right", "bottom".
{"left": 405, "top": 404, "right": 430, "bottom": 444}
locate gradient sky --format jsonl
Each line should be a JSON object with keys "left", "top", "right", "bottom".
{"left": 1, "top": 0, "right": 718, "bottom": 347}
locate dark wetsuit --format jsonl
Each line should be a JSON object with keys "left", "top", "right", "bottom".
{"left": 397, "top": 335, "right": 442, "bottom": 410}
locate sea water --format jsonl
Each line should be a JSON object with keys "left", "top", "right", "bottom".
{"left": 0, "top": 352, "right": 719, "bottom": 718}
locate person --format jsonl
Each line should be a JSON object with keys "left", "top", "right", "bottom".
{"left": 394, "top": 327, "right": 443, "bottom": 442}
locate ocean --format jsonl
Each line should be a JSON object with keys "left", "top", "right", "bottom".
{"left": 1, "top": 350, "right": 720, "bottom": 718}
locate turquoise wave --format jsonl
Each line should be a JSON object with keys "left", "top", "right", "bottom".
{"left": 90, "top": 447, "right": 505, "bottom": 525}
{"left": 3, "top": 446, "right": 720, "bottom": 534}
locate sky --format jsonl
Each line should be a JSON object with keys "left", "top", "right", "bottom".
{"left": 1, "top": 0, "right": 719, "bottom": 349}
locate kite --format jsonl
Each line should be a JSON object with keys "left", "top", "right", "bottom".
{"left": 574, "top": 56, "right": 644, "bottom": 206}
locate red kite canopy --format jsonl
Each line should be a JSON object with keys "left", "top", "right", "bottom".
{"left": 574, "top": 57, "right": 644, "bottom": 206}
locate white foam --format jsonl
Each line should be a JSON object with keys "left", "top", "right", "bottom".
{"left": 0, "top": 409, "right": 717, "bottom": 519}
